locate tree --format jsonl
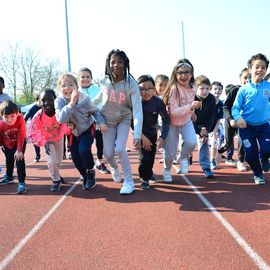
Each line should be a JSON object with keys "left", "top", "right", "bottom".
{"left": 0, "top": 42, "right": 62, "bottom": 104}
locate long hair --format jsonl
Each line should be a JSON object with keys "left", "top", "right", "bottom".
{"left": 163, "top": 58, "right": 194, "bottom": 105}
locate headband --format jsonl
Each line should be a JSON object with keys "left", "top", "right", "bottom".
{"left": 177, "top": 62, "right": 192, "bottom": 69}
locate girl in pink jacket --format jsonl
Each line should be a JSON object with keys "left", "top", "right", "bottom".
{"left": 27, "top": 88, "right": 70, "bottom": 192}
{"left": 162, "top": 59, "right": 201, "bottom": 182}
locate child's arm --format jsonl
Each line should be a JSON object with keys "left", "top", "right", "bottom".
{"left": 54, "top": 97, "right": 74, "bottom": 124}
{"left": 17, "top": 115, "right": 26, "bottom": 153}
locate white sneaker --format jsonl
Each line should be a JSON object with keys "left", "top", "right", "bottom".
{"left": 254, "top": 175, "right": 266, "bottom": 185}
{"left": 163, "top": 169, "right": 172, "bottom": 182}
{"left": 111, "top": 168, "right": 121, "bottom": 183}
{"left": 237, "top": 161, "right": 247, "bottom": 172}
{"left": 120, "top": 182, "right": 135, "bottom": 194}
{"left": 179, "top": 158, "right": 189, "bottom": 174}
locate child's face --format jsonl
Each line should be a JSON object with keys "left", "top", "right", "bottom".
{"left": 240, "top": 70, "right": 249, "bottom": 85}
{"left": 59, "top": 77, "right": 78, "bottom": 101}
{"left": 139, "top": 81, "right": 155, "bottom": 101}
{"left": 176, "top": 66, "right": 192, "bottom": 87}
{"left": 210, "top": 85, "right": 223, "bottom": 99}
{"left": 2, "top": 113, "right": 18, "bottom": 126}
{"left": 79, "top": 71, "right": 92, "bottom": 88}
{"left": 197, "top": 84, "right": 210, "bottom": 99}
{"left": 39, "top": 92, "right": 55, "bottom": 116}
{"left": 155, "top": 79, "right": 168, "bottom": 96}
{"left": 249, "top": 59, "right": 267, "bottom": 84}
{"left": 109, "top": 55, "right": 124, "bottom": 79}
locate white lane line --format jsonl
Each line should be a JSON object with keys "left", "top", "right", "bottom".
{"left": 177, "top": 170, "right": 270, "bottom": 270}
{"left": 0, "top": 179, "right": 81, "bottom": 270}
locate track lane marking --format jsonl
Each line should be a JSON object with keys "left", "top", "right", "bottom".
{"left": 0, "top": 175, "right": 81, "bottom": 270}
{"left": 176, "top": 168, "right": 270, "bottom": 270}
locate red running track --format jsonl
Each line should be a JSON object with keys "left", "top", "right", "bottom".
{"left": 0, "top": 138, "right": 270, "bottom": 270}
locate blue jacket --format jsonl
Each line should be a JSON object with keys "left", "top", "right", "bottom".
{"left": 232, "top": 80, "right": 270, "bottom": 125}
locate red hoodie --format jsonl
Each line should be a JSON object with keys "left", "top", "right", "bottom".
{"left": 0, "top": 114, "right": 26, "bottom": 152}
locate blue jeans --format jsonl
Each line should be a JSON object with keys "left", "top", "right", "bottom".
{"left": 70, "top": 125, "right": 95, "bottom": 177}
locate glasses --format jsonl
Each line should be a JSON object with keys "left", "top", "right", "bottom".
{"left": 139, "top": 87, "right": 155, "bottom": 92}
{"left": 176, "top": 71, "right": 192, "bottom": 75}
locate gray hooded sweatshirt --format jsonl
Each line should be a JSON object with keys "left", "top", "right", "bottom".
{"left": 100, "top": 75, "right": 142, "bottom": 140}
{"left": 55, "top": 92, "right": 105, "bottom": 137}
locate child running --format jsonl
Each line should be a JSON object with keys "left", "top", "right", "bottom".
{"left": 78, "top": 67, "right": 110, "bottom": 174}
{"left": 27, "top": 88, "right": 70, "bottom": 192}
{"left": 232, "top": 53, "right": 270, "bottom": 185}
{"left": 162, "top": 59, "right": 200, "bottom": 182}
{"left": 137, "top": 75, "right": 170, "bottom": 189}
{"left": 100, "top": 49, "right": 143, "bottom": 195}
{"left": 0, "top": 100, "right": 27, "bottom": 194}
{"left": 193, "top": 75, "right": 216, "bottom": 178}
{"left": 55, "top": 72, "right": 107, "bottom": 190}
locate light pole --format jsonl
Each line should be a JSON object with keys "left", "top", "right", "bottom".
{"left": 65, "top": 0, "right": 71, "bottom": 71}
{"left": 181, "top": 21, "right": 185, "bottom": 58}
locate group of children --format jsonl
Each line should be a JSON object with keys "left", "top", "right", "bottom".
{"left": 0, "top": 51, "right": 270, "bottom": 195}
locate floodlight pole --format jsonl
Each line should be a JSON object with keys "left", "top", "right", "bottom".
{"left": 181, "top": 21, "right": 185, "bottom": 58}
{"left": 65, "top": 0, "right": 71, "bottom": 71}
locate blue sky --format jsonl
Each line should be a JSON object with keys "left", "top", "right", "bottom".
{"left": 1, "top": 0, "right": 270, "bottom": 89}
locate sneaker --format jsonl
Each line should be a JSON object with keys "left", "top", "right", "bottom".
{"left": 163, "top": 169, "right": 172, "bottom": 182}
{"left": 204, "top": 168, "right": 214, "bottom": 179}
{"left": 82, "top": 171, "right": 96, "bottom": 190}
{"left": 225, "top": 159, "right": 237, "bottom": 165}
{"left": 51, "top": 181, "right": 61, "bottom": 192}
{"left": 60, "top": 177, "right": 66, "bottom": 184}
{"left": 253, "top": 175, "right": 266, "bottom": 185}
{"left": 34, "top": 157, "right": 40, "bottom": 162}
{"left": 17, "top": 183, "right": 28, "bottom": 194}
{"left": 95, "top": 163, "right": 111, "bottom": 174}
{"left": 261, "top": 159, "right": 270, "bottom": 172}
{"left": 0, "top": 175, "right": 15, "bottom": 185}
{"left": 141, "top": 180, "right": 150, "bottom": 190}
{"left": 218, "top": 145, "right": 228, "bottom": 154}
{"left": 210, "top": 159, "right": 218, "bottom": 170}
{"left": 120, "top": 182, "right": 135, "bottom": 195}
{"left": 111, "top": 168, "right": 121, "bottom": 183}
{"left": 149, "top": 175, "right": 158, "bottom": 183}
{"left": 180, "top": 158, "right": 189, "bottom": 174}
{"left": 237, "top": 161, "right": 247, "bottom": 172}
{"left": 172, "top": 158, "right": 179, "bottom": 165}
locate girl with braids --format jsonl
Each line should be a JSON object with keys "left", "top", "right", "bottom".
{"left": 100, "top": 49, "right": 143, "bottom": 195}
{"left": 162, "top": 59, "right": 200, "bottom": 182}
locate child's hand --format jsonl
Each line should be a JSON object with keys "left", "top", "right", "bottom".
{"left": 191, "top": 112, "right": 197, "bottom": 123}
{"left": 45, "top": 141, "right": 52, "bottom": 155}
{"left": 142, "top": 135, "right": 152, "bottom": 151}
{"left": 237, "top": 118, "right": 247, "bottom": 129}
{"left": 230, "top": 119, "right": 238, "bottom": 128}
{"left": 191, "top": 101, "right": 201, "bottom": 110}
{"left": 133, "top": 138, "right": 141, "bottom": 150}
{"left": 14, "top": 151, "right": 24, "bottom": 161}
{"left": 70, "top": 90, "right": 79, "bottom": 106}
{"left": 99, "top": 124, "right": 108, "bottom": 133}
{"left": 157, "top": 137, "right": 164, "bottom": 150}
{"left": 200, "top": 128, "right": 208, "bottom": 144}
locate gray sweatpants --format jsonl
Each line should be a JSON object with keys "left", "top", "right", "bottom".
{"left": 102, "top": 122, "right": 133, "bottom": 185}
